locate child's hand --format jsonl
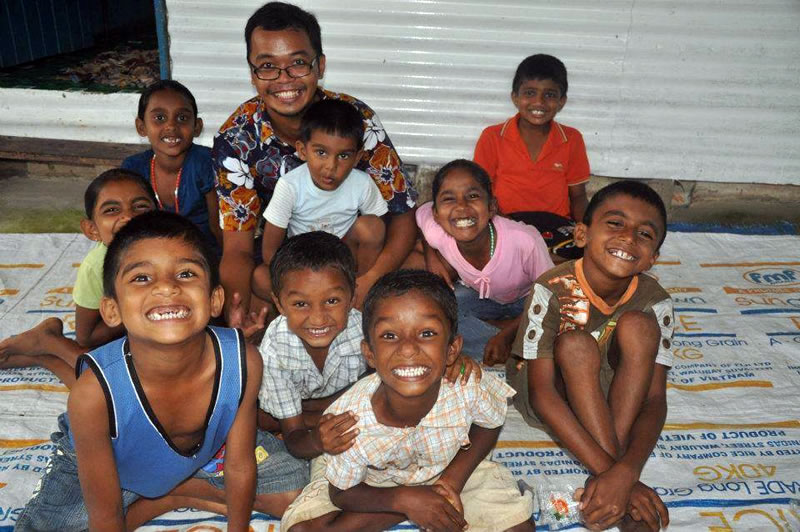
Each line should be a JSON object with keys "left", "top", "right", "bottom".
{"left": 316, "top": 412, "right": 359, "bottom": 455}
{"left": 397, "top": 485, "right": 467, "bottom": 531}
{"left": 626, "top": 482, "right": 669, "bottom": 531}
{"left": 580, "top": 464, "right": 638, "bottom": 530}
{"left": 228, "top": 292, "right": 268, "bottom": 343}
{"left": 482, "top": 332, "right": 513, "bottom": 366}
{"left": 432, "top": 478, "right": 464, "bottom": 515}
{"left": 444, "top": 354, "right": 482, "bottom": 385}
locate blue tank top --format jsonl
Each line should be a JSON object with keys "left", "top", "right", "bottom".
{"left": 70, "top": 326, "right": 246, "bottom": 498}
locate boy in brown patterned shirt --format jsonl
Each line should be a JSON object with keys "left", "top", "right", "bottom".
{"left": 507, "top": 181, "right": 673, "bottom": 532}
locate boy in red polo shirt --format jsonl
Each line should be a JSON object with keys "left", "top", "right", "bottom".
{"left": 474, "top": 54, "right": 589, "bottom": 260}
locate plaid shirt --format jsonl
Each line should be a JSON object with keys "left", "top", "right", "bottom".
{"left": 258, "top": 308, "right": 367, "bottom": 419}
{"left": 324, "top": 372, "right": 515, "bottom": 490}
{"left": 213, "top": 89, "right": 417, "bottom": 232}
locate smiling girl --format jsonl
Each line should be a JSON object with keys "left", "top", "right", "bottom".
{"left": 122, "top": 80, "right": 221, "bottom": 256}
{"left": 416, "top": 159, "right": 554, "bottom": 365}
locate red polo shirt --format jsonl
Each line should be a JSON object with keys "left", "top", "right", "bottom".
{"left": 473, "top": 115, "right": 590, "bottom": 218}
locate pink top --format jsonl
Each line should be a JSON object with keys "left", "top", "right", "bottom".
{"left": 416, "top": 202, "right": 554, "bottom": 304}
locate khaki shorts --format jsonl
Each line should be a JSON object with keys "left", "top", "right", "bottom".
{"left": 281, "top": 456, "right": 533, "bottom": 531}
{"left": 506, "top": 350, "right": 615, "bottom": 428}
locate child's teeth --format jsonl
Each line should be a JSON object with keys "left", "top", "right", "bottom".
{"left": 148, "top": 309, "right": 190, "bottom": 321}
{"left": 454, "top": 218, "right": 476, "bottom": 228}
{"left": 309, "top": 327, "right": 330, "bottom": 335}
{"left": 611, "top": 250, "right": 634, "bottom": 261}
{"left": 392, "top": 366, "right": 427, "bottom": 378}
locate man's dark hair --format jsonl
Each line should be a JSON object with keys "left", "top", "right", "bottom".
{"left": 362, "top": 269, "right": 458, "bottom": 344}
{"left": 137, "top": 79, "right": 198, "bottom": 120}
{"left": 103, "top": 211, "right": 219, "bottom": 298}
{"left": 512, "top": 54, "right": 568, "bottom": 96}
{"left": 84, "top": 168, "right": 156, "bottom": 219}
{"left": 583, "top": 181, "right": 668, "bottom": 250}
{"left": 431, "top": 159, "right": 493, "bottom": 207}
{"left": 269, "top": 231, "right": 356, "bottom": 297}
{"left": 298, "top": 99, "right": 364, "bottom": 150}
{"left": 245, "top": 2, "right": 323, "bottom": 58}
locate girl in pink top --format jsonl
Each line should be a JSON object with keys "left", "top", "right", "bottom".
{"left": 417, "top": 159, "right": 553, "bottom": 365}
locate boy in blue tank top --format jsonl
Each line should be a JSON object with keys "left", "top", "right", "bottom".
{"left": 16, "top": 212, "right": 307, "bottom": 531}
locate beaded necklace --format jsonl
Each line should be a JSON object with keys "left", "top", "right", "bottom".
{"left": 488, "top": 220, "right": 496, "bottom": 258}
{"left": 150, "top": 154, "right": 183, "bottom": 212}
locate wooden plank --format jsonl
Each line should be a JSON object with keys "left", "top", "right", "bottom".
{"left": 0, "top": 136, "right": 143, "bottom": 167}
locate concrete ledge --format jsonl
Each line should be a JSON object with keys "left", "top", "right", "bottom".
{"left": 0, "top": 136, "right": 141, "bottom": 169}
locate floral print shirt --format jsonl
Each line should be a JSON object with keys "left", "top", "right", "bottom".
{"left": 213, "top": 89, "right": 417, "bottom": 232}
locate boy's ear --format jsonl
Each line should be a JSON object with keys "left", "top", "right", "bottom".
{"left": 135, "top": 117, "right": 147, "bottom": 138}
{"left": 295, "top": 141, "right": 308, "bottom": 162}
{"left": 193, "top": 117, "right": 204, "bottom": 138}
{"left": 210, "top": 285, "right": 224, "bottom": 318}
{"left": 446, "top": 334, "right": 463, "bottom": 367}
{"left": 80, "top": 219, "right": 101, "bottom": 242}
{"left": 573, "top": 222, "right": 588, "bottom": 249}
{"left": 643, "top": 250, "right": 660, "bottom": 272}
{"left": 270, "top": 292, "right": 285, "bottom": 316}
{"left": 361, "top": 339, "right": 376, "bottom": 369}
{"left": 99, "top": 297, "right": 123, "bottom": 328}
{"left": 556, "top": 94, "right": 568, "bottom": 113}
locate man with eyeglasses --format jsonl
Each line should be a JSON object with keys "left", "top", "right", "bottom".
{"left": 213, "top": 2, "right": 418, "bottom": 322}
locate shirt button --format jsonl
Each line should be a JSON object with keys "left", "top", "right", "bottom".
{"left": 527, "top": 330, "right": 536, "bottom": 340}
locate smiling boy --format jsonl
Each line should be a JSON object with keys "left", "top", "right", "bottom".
{"left": 507, "top": 181, "right": 674, "bottom": 531}
{"left": 214, "top": 2, "right": 417, "bottom": 317}
{"left": 474, "top": 54, "right": 589, "bottom": 260}
{"left": 257, "top": 233, "right": 479, "bottom": 460}
{"left": 281, "top": 270, "right": 532, "bottom": 532}
{"left": 16, "top": 212, "right": 306, "bottom": 531}
{"left": 252, "top": 99, "right": 388, "bottom": 299}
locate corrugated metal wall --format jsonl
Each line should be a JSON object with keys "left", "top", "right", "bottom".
{"left": 1, "top": 1, "right": 798, "bottom": 185}
{"left": 169, "top": 0, "right": 800, "bottom": 185}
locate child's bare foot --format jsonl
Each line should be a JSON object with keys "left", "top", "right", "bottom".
{"left": 0, "top": 318, "right": 64, "bottom": 359}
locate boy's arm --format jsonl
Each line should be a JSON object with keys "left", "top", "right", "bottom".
{"left": 438, "top": 424, "right": 500, "bottom": 494}
{"left": 568, "top": 183, "right": 588, "bottom": 223}
{"left": 280, "top": 411, "right": 358, "bottom": 459}
{"left": 204, "top": 190, "right": 223, "bottom": 247}
{"left": 76, "top": 305, "right": 123, "bottom": 348}
{"left": 220, "top": 230, "right": 256, "bottom": 322}
{"left": 68, "top": 370, "right": 125, "bottom": 531}
{"left": 222, "top": 343, "right": 261, "bottom": 531}
{"left": 355, "top": 209, "right": 417, "bottom": 308}
{"left": 300, "top": 382, "right": 361, "bottom": 427}
{"left": 483, "top": 316, "right": 522, "bottom": 366}
{"left": 252, "top": 222, "right": 286, "bottom": 301}
{"left": 473, "top": 127, "right": 499, "bottom": 178}
{"left": 421, "top": 237, "right": 456, "bottom": 288}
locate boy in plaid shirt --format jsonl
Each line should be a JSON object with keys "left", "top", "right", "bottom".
{"left": 258, "top": 233, "right": 479, "bottom": 460}
{"left": 281, "top": 270, "right": 533, "bottom": 532}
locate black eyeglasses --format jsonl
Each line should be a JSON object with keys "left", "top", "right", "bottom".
{"left": 249, "top": 57, "right": 319, "bottom": 81}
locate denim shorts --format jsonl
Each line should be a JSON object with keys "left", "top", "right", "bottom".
{"left": 455, "top": 284, "right": 526, "bottom": 361}
{"left": 15, "top": 416, "right": 308, "bottom": 532}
